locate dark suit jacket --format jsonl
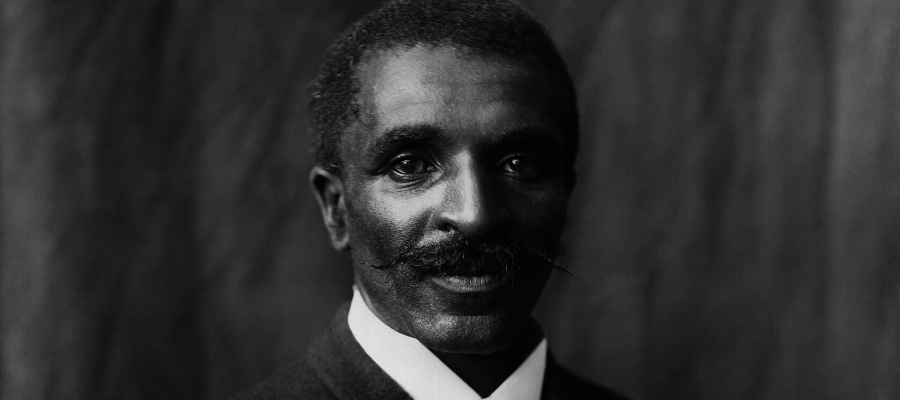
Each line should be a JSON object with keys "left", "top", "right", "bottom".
{"left": 232, "top": 303, "right": 629, "bottom": 400}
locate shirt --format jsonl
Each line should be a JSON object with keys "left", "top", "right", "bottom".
{"left": 347, "top": 287, "right": 547, "bottom": 400}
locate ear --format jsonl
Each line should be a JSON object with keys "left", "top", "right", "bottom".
{"left": 310, "top": 166, "right": 350, "bottom": 251}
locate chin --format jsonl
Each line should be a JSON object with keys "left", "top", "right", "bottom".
{"left": 411, "top": 313, "right": 526, "bottom": 354}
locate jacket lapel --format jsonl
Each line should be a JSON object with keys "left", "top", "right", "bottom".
{"left": 307, "top": 303, "right": 413, "bottom": 400}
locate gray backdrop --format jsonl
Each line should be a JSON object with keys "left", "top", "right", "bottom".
{"left": 2, "top": 0, "right": 898, "bottom": 399}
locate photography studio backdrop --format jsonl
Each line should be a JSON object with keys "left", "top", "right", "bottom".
{"left": 2, "top": 1, "right": 898, "bottom": 399}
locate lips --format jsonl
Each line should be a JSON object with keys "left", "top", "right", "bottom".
{"left": 431, "top": 273, "right": 505, "bottom": 293}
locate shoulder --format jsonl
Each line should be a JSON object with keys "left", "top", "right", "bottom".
{"left": 229, "top": 303, "right": 411, "bottom": 400}
{"left": 228, "top": 357, "right": 336, "bottom": 400}
{"left": 543, "top": 357, "right": 631, "bottom": 400}
{"left": 227, "top": 305, "right": 348, "bottom": 400}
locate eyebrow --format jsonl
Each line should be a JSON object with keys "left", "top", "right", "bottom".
{"left": 491, "top": 126, "right": 561, "bottom": 152}
{"left": 365, "top": 124, "right": 561, "bottom": 161}
{"left": 366, "top": 125, "right": 453, "bottom": 160}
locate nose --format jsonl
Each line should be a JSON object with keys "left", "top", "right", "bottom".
{"left": 432, "top": 157, "right": 510, "bottom": 238}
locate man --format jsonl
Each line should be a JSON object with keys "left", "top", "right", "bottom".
{"left": 235, "top": 0, "right": 627, "bottom": 398}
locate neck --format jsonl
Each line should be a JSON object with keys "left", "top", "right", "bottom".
{"left": 429, "top": 320, "right": 544, "bottom": 398}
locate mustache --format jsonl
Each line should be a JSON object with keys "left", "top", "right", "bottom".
{"left": 369, "top": 237, "right": 572, "bottom": 277}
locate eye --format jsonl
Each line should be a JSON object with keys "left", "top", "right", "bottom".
{"left": 387, "top": 155, "right": 435, "bottom": 181}
{"left": 501, "top": 155, "right": 540, "bottom": 179}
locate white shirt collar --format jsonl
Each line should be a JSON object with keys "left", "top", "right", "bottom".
{"left": 347, "top": 287, "right": 547, "bottom": 400}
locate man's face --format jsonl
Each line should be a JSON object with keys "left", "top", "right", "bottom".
{"left": 312, "top": 45, "right": 570, "bottom": 354}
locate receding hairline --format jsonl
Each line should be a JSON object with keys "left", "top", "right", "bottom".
{"left": 345, "top": 43, "right": 569, "bottom": 147}
{"left": 308, "top": 0, "right": 579, "bottom": 189}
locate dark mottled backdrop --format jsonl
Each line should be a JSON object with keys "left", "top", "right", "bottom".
{"left": 2, "top": 1, "right": 898, "bottom": 399}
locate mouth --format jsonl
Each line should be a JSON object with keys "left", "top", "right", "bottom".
{"left": 431, "top": 273, "right": 505, "bottom": 293}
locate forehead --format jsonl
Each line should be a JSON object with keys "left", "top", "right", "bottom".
{"left": 349, "top": 45, "right": 560, "bottom": 149}
{"left": 360, "top": 45, "right": 549, "bottom": 108}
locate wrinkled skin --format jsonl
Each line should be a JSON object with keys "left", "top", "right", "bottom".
{"left": 311, "top": 45, "right": 569, "bottom": 355}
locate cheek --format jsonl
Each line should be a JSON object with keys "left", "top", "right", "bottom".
{"left": 510, "top": 191, "right": 568, "bottom": 245}
{"left": 345, "top": 185, "right": 435, "bottom": 263}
